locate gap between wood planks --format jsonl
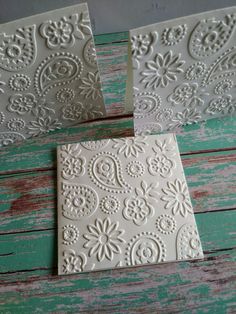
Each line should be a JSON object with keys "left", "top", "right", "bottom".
{"left": 0, "top": 246, "right": 235, "bottom": 278}
{"left": 0, "top": 146, "right": 236, "bottom": 177}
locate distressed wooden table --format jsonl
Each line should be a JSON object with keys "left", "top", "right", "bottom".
{"left": 0, "top": 32, "right": 236, "bottom": 313}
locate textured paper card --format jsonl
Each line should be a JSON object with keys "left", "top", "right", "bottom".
{"left": 128, "top": 6, "right": 236, "bottom": 135}
{"left": 57, "top": 134, "right": 203, "bottom": 275}
{"left": 0, "top": 3, "right": 105, "bottom": 147}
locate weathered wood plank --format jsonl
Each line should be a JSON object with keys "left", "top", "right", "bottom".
{"left": 94, "top": 32, "right": 128, "bottom": 45}
{"left": 0, "top": 210, "right": 235, "bottom": 274}
{"left": 0, "top": 249, "right": 235, "bottom": 313}
{"left": 0, "top": 117, "right": 133, "bottom": 175}
{"left": 1, "top": 116, "right": 236, "bottom": 175}
{"left": 1, "top": 150, "right": 236, "bottom": 233}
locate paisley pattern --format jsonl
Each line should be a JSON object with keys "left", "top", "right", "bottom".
{"left": 88, "top": 152, "right": 131, "bottom": 193}
{"left": 62, "top": 183, "right": 98, "bottom": 220}
{"left": 0, "top": 5, "right": 105, "bottom": 147}
{"left": 125, "top": 232, "right": 166, "bottom": 266}
{"left": 34, "top": 52, "right": 83, "bottom": 96}
{"left": 83, "top": 38, "right": 97, "bottom": 68}
{"left": 58, "top": 134, "right": 203, "bottom": 274}
{"left": 189, "top": 14, "right": 236, "bottom": 60}
{"left": 0, "top": 25, "right": 37, "bottom": 71}
{"left": 202, "top": 47, "right": 236, "bottom": 86}
{"left": 134, "top": 92, "right": 161, "bottom": 118}
{"left": 176, "top": 224, "right": 203, "bottom": 259}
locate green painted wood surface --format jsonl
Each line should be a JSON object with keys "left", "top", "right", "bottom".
{"left": 0, "top": 31, "right": 236, "bottom": 313}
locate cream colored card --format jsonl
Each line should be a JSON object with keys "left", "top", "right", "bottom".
{"left": 127, "top": 6, "right": 236, "bottom": 135}
{"left": 0, "top": 3, "right": 105, "bottom": 147}
{"left": 57, "top": 134, "right": 203, "bottom": 275}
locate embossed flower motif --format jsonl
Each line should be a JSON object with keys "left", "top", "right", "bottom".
{"left": 147, "top": 155, "right": 174, "bottom": 178}
{"left": 0, "top": 36, "right": 24, "bottom": 64}
{"left": 9, "top": 74, "right": 31, "bottom": 92}
{"left": 39, "top": 14, "right": 77, "bottom": 49}
{"left": 162, "top": 24, "right": 187, "bottom": 46}
{"left": 100, "top": 196, "right": 120, "bottom": 215}
{"left": 131, "top": 32, "right": 158, "bottom": 68}
{"left": 155, "top": 108, "right": 173, "bottom": 122}
{"left": 27, "top": 116, "right": 61, "bottom": 136}
{"left": 185, "top": 62, "right": 206, "bottom": 80}
{"left": 113, "top": 137, "right": 147, "bottom": 158}
{"left": 123, "top": 196, "right": 154, "bottom": 226}
{"left": 62, "top": 102, "right": 83, "bottom": 120}
{"left": 214, "top": 79, "right": 233, "bottom": 95}
{"left": 62, "top": 225, "right": 79, "bottom": 245}
{"left": 168, "top": 108, "right": 202, "bottom": 130}
{"left": 168, "top": 83, "right": 204, "bottom": 106}
{"left": 0, "top": 112, "right": 5, "bottom": 125}
{"left": 96, "top": 157, "right": 114, "bottom": 177}
{"left": 61, "top": 144, "right": 86, "bottom": 180}
{"left": 136, "top": 241, "right": 157, "bottom": 264}
{"left": 81, "top": 103, "right": 104, "bottom": 121}
{"left": 83, "top": 217, "right": 125, "bottom": 262}
{"left": 63, "top": 185, "right": 98, "bottom": 219}
{"left": 7, "top": 118, "right": 25, "bottom": 131}
{"left": 51, "top": 60, "right": 74, "bottom": 78}
{"left": 63, "top": 249, "right": 86, "bottom": 274}
{"left": 155, "top": 214, "right": 176, "bottom": 235}
{"left": 141, "top": 51, "right": 185, "bottom": 88}
{"left": 205, "top": 95, "right": 231, "bottom": 115}
{"left": 63, "top": 157, "right": 85, "bottom": 179}
{"left": 131, "top": 34, "right": 153, "bottom": 58}
{"left": 126, "top": 161, "right": 145, "bottom": 178}
{"left": 161, "top": 179, "right": 193, "bottom": 217}
{"left": 62, "top": 102, "right": 103, "bottom": 121}
{"left": 56, "top": 88, "right": 75, "bottom": 103}
{"left": 7, "top": 93, "right": 37, "bottom": 115}
{"left": 79, "top": 72, "right": 102, "bottom": 99}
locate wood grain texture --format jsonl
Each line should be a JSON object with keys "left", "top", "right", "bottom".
{"left": 0, "top": 31, "right": 236, "bottom": 314}
{"left": 1, "top": 150, "right": 236, "bottom": 234}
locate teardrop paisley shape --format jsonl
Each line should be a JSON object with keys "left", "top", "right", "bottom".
{"left": 34, "top": 52, "right": 83, "bottom": 96}
{"left": 189, "top": 14, "right": 236, "bottom": 60}
{"left": 176, "top": 223, "right": 203, "bottom": 260}
{"left": 125, "top": 232, "right": 166, "bottom": 266}
{"left": 62, "top": 183, "right": 98, "bottom": 220}
{"left": 88, "top": 152, "right": 131, "bottom": 193}
{"left": 202, "top": 46, "right": 236, "bottom": 86}
{"left": 134, "top": 92, "right": 161, "bottom": 119}
{"left": 0, "top": 25, "right": 37, "bottom": 71}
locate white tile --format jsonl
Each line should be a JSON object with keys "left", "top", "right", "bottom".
{"left": 57, "top": 134, "right": 203, "bottom": 275}
{"left": 0, "top": 3, "right": 105, "bottom": 147}
{"left": 128, "top": 6, "right": 236, "bottom": 135}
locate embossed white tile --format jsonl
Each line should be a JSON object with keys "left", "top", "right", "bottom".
{"left": 57, "top": 134, "right": 203, "bottom": 275}
{"left": 0, "top": 3, "right": 106, "bottom": 147}
{"left": 127, "top": 6, "right": 236, "bottom": 135}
